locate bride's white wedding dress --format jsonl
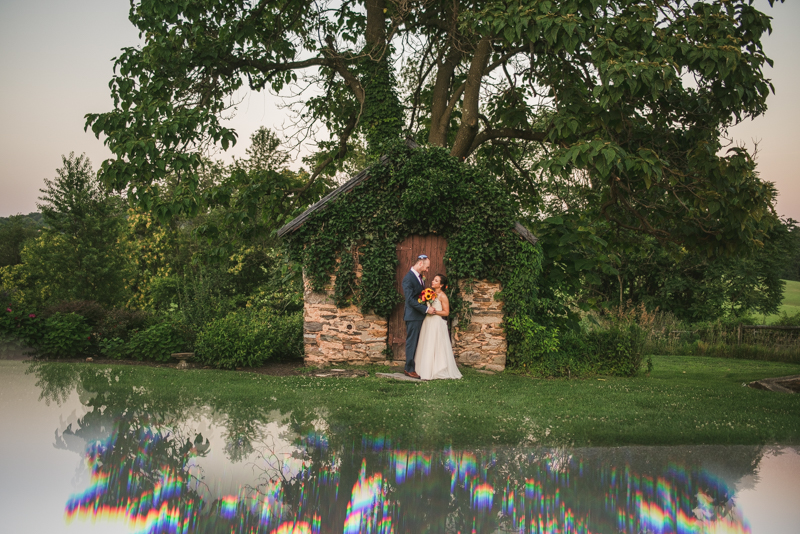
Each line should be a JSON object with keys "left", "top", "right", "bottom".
{"left": 415, "top": 298, "right": 462, "bottom": 380}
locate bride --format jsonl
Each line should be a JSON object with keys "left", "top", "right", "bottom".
{"left": 415, "top": 274, "right": 462, "bottom": 380}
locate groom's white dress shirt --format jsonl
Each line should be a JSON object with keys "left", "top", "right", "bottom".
{"left": 410, "top": 267, "right": 422, "bottom": 285}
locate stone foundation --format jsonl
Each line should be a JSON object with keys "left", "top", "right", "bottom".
{"left": 302, "top": 274, "right": 390, "bottom": 367}
{"left": 452, "top": 280, "right": 507, "bottom": 372}
{"left": 302, "top": 273, "right": 506, "bottom": 371}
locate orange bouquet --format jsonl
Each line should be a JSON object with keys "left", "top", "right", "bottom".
{"left": 418, "top": 287, "right": 436, "bottom": 306}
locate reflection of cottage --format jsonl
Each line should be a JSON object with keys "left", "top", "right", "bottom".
{"left": 277, "top": 142, "right": 538, "bottom": 371}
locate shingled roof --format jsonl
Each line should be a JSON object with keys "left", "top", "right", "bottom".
{"left": 277, "top": 140, "right": 537, "bottom": 246}
{"left": 512, "top": 221, "right": 538, "bottom": 245}
{"left": 277, "top": 155, "right": 387, "bottom": 238}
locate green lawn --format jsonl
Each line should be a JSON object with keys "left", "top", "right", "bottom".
{"left": 761, "top": 279, "right": 800, "bottom": 323}
{"left": 24, "top": 355, "right": 800, "bottom": 449}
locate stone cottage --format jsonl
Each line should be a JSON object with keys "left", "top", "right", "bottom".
{"left": 277, "top": 143, "right": 538, "bottom": 371}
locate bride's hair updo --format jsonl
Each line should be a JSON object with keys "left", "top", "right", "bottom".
{"left": 435, "top": 274, "right": 448, "bottom": 293}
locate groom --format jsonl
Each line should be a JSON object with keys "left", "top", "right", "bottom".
{"left": 402, "top": 254, "right": 436, "bottom": 379}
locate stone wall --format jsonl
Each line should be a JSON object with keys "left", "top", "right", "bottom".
{"left": 452, "top": 280, "right": 507, "bottom": 372}
{"left": 302, "top": 272, "right": 390, "bottom": 367}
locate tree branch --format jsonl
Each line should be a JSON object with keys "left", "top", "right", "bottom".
{"left": 291, "top": 113, "right": 359, "bottom": 203}
{"left": 467, "top": 127, "right": 547, "bottom": 156}
{"left": 323, "top": 36, "right": 365, "bottom": 104}
{"left": 428, "top": 44, "right": 463, "bottom": 146}
{"left": 450, "top": 36, "right": 492, "bottom": 159}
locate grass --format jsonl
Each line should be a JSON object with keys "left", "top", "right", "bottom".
{"left": 761, "top": 279, "right": 800, "bottom": 324}
{"left": 23, "top": 355, "right": 800, "bottom": 449}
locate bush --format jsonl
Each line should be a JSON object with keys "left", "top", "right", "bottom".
{"left": 508, "top": 315, "right": 649, "bottom": 378}
{"left": 581, "top": 325, "right": 650, "bottom": 376}
{"left": 98, "top": 308, "right": 150, "bottom": 341}
{"left": 195, "top": 309, "right": 302, "bottom": 369}
{"left": 774, "top": 311, "right": 800, "bottom": 327}
{"left": 126, "top": 323, "right": 189, "bottom": 362}
{"left": 0, "top": 303, "right": 43, "bottom": 347}
{"left": 174, "top": 271, "right": 239, "bottom": 332}
{"left": 36, "top": 312, "right": 92, "bottom": 358}
{"left": 144, "top": 275, "right": 181, "bottom": 312}
{"left": 98, "top": 337, "right": 128, "bottom": 359}
{"left": 41, "top": 300, "right": 106, "bottom": 329}
{"left": 506, "top": 315, "right": 560, "bottom": 366}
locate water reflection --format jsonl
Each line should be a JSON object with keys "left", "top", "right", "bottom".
{"left": 5, "top": 361, "right": 798, "bottom": 533}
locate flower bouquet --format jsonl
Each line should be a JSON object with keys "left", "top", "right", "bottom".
{"left": 418, "top": 287, "right": 436, "bottom": 306}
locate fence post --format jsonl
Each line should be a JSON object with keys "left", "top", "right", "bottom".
{"left": 737, "top": 324, "right": 742, "bottom": 345}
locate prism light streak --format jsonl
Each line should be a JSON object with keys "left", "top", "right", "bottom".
{"left": 65, "top": 425, "right": 754, "bottom": 534}
{"left": 343, "top": 460, "right": 393, "bottom": 534}
{"left": 389, "top": 450, "right": 431, "bottom": 484}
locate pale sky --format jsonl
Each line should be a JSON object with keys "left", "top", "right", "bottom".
{"left": 0, "top": 0, "right": 797, "bottom": 220}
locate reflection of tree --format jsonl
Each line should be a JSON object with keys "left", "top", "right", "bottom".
{"left": 26, "top": 361, "right": 81, "bottom": 406}
{"left": 30, "top": 361, "right": 324, "bottom": 532}
{"left": 64, "top": 420, "right": 211, "bottom": 531}
{"left": 34, "top": 363, "right": 217, "bottom": 531}
{"left": 30, "top": 362, "right": 763, "bottom": 533}
{"left": 222, "top": 420, "right": 257, "bottom": 463}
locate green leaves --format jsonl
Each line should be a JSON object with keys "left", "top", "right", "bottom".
{"left": 289, "top": 143, "right": 543, "bottom": 329}
{"left": 84, "top": 0, "right": 782, "bottom": 264}
{"left": 37, "top": 313, "right": 92, "bottom": 359}
{"left": 195, "top": 309, "right": 303, "bottom": 369}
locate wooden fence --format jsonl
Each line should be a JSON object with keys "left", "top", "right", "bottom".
{"left": 737, "top": 324, "right": 800, "bottom": 344}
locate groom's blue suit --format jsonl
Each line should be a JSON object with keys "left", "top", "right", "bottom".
{"left": 402, "top": 269, "right": 429, "bottom": 373}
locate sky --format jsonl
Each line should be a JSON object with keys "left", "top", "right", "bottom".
{"left": 0, "top": 0, "right": 798, "bottom": 220}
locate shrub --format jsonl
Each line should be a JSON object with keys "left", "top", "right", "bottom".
{"left": 41, "top": 300, "right": 106, "bottom": 329}
{"left": 126, "top": 323, "right": 188, "bottom": 362}
{"left": 98, "top": 308, "right": 150, "bottom": 341}
{"left": 774, "top": 311, "right": 800, "bottom": 327}
{"left": 174, "top": 271, "right": 239, "bottom": 332}
{"left": 508, "top": 315, "right": 649, "bottom": 378}
{"left": 1, "top": 303, "right": 43, "bottom": 347}
{"left": 36, "top": 312, "right": 92, "bottom": 358}
{"left": 581, "top": 325, "right": 649, "bottom": 376}
{"left": 98, "top": 337, "right": 128, "bottom": 359}
{"left": 506, "top": 315, "right": 559, "bottom": 367}
{"left": 195, "top": 309, "right": 302, "bottom": 369}
{"left": 144, "top": 275, "right": 181, "bottom": 311}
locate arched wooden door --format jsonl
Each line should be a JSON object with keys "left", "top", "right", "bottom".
{"left": 387, "top": 234, "right": 447, "bottom": 361}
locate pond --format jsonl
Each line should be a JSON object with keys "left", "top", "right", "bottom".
{"left": 0, "top": 360, "right": 798, "bottom": 534}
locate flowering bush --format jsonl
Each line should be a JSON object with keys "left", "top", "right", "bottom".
{"left": 0, "top": 303, "right": 44, "bottom": 347}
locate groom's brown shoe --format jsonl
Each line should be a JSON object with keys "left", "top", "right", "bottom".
{"left": 404, "top": 371, "right": 421, "bottom": 379}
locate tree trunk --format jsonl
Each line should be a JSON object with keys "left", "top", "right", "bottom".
{"left": 365, "top": 0, "right": 386, "bottom": 51}
{"left": 428, "top": 47, "right": 463, "bottom": 147}
{"left": 450, "top": 36, "right": 492, "bottom": 160}
{"left": 361, "top": 0, "right": 403, "bottom": 155}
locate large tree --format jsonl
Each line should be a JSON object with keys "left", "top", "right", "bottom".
{"left": 87, "top": 0, "right": 782, "bottom": 255}
{"left": 5, "top": 154, "right": 132, "bottom": 307}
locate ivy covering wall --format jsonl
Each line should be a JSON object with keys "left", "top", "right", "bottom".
{"left": 284, "top": 143, "right": 543, "bottom": 355}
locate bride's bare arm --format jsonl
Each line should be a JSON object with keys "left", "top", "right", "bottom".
{"left": 436, "top": 293, "right": 450, "bottom": 317}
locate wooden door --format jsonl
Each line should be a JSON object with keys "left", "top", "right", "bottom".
{"left": 387, "top": 234, "right": 447, "bottom": 361}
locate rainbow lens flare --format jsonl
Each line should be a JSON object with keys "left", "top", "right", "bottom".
{"left": 63, "top": 423, "right": 754, "bottom": 534}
